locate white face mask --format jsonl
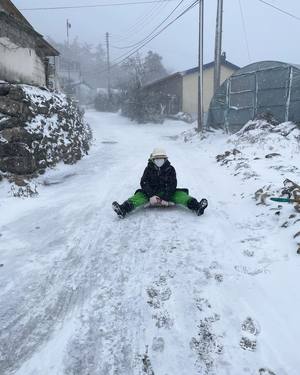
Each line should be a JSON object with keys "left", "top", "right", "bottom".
{"left": 154, "top": 158, "right": 165, "bottom": 168}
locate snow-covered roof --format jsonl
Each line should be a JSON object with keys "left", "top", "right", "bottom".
{"left": 96, "top": 88, "right": 121, "bottom": 94}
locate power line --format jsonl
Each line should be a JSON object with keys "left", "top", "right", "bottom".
{"left": 257, "top": 0, "right": 300, "bottom": 22}
{"left": 20, "top": 0, "right": 178, "bottom": 11}
{"left": 111, "top": 0, "right": 198, "bottom": 65}
{"left": 111, "top": 0, "right": 185, "bottom": 49}
{"left": 111, "top": 0, "right": 170, "bottom": 44}
{"left": 107, "top": 0, "right": 198, "bottom": 71}
{"left": 112, "top": 1, "right": 165, "bottom": 40}
{"left": 238, "top": 0, "right": 251, "bottom": 63}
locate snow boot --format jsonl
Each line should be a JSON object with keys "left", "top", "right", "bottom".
{"left": 112, "top": 201, "right": 134, "bottom": 218}
{"left": 197, "top": 198, "right": 208, "bottom": 216}
{"left": 187, "top": 198, "right": 208, "bottom": 216}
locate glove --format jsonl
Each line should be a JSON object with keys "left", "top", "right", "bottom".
{"left": 160, "top": 199, "right": 169, "bottom": 207}
{"left": 150, "top": 196, "right": 161, "bottom": 205}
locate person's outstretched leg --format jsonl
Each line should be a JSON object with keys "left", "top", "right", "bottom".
{"left": 112, "top": 191, "right": 149, "bottom": 218}
{"left": 187, "top": 197, "right": 208, "bottom": 216}
{"left": 170, "top": 190, "right": 208, "bottom": 216}
{"left": 112, "top": 200, "right": 134, "bottom": 218}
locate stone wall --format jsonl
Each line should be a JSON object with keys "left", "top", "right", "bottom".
{"left": 0, "top": 83, "right": 92, "bottom": 178}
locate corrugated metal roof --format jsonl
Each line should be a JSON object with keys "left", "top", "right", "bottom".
{"left": 232, "top": 61, "right": 300, "bottom": 77}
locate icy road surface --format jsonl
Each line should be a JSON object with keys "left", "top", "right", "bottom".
{"left": 0, "top": 111, "right": 299, "bottom": 375}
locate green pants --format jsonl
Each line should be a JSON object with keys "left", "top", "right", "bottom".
{"left": 128, "top": 190, "right": 193, "bottom": 208}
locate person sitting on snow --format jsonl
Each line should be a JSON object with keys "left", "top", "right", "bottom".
{"left": 112, "top": 148, "right": 208, "bottom": 218}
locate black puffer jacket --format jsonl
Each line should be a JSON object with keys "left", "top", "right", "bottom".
{"left": 140, "top": 159, "right": 177, "bottom": 201}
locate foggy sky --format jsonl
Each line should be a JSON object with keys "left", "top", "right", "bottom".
{"left": 12, "top": 0, "right": 300, "bottom": 73}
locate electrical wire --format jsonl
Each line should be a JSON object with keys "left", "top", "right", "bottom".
{"left": 238, "top": 0, "right": 251, "bottom": 63}
{"left": 111, "top": 0, "right": 185, "bottom": 49}
{"left": 112, "top": 2, "right": 165, "bottom": 40}
{"left": 111, "top": 1, "right": 169, "bottom": 43}
{"left": 257, "top": 0, "right": 300, "bottom": 22}
{"left": 20, "top": 0, "right": 178, "bottom": 11}
{"left": 110, "top": 0, "right": 197, "bottom": 65}
{"left": 105, "top": 0, "right": 198, "bottom": 73}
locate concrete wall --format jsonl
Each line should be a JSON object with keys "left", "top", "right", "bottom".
{"left": 0, "top": 11, "right": 46, "bottom": 86}
{"left": 0, "top": 37, "right": 46, "bottom": 86}
{"left": 182, "top": 65, "right": 235, "bottom": 115}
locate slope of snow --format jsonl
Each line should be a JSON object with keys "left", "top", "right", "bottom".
{"left": 0, "top": 111, "right": 299, "bottom": 375}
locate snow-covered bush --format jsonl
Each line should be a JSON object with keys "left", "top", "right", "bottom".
{"left": 121, "top": 88, "right": 169, "bottom": 124}
{"left": 94, "top": 89, "right": 122, "bottom": 112}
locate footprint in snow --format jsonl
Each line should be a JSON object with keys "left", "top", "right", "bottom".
{"left": 147, "top": 286, "right": 172, "bottom": 309}
{"left": 153, "top": 310, "right": 174, "bottom": 329}
{"left": 240, "top": 336, "right": 257, "bottom": 351}
{"left": 242, "top": 317, "right": 261, "bottom": 336}
{"left": 234, "top": 265, "right": 268, "bottom": 276}
{"left": 243, "top": 249, "right": 255, "bottom": 257}
{"left": 141, "top": 347, "right": 155, "bottom": 375}
{"left": 147, "top": 274, "right": 174, "bottom": 329}
{"left": 202, "top": 267, "right": 224, "bottom": 283}
{"left": 239, "top": 317, "right": 261, "bottom": 352}
{"left": 259, "top": 368, "right": 276, "bottom": 375}
{"left": 214, "top": 274, "right": 223, "bottom": 283}
{"left": 209, "top": 261, "right": 221, "bottom": 270}
{"left": 241, "top": 237, "right": 263, "bottom": 243}
{"left": 195, "top": 298, "right": 212, "bottom": 312}
{"left": 152, "top": 337, "right": 165, "bottom": 352}
{"left": 190, "top": 314, "right": 223, "bottom": 373}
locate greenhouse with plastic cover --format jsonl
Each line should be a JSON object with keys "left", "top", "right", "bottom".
{"left": 207, "top": 61, "right": 300, "bottom": 133}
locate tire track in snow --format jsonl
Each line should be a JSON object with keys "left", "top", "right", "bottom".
{"left": 0, "top": 122, "right": 146, "bottom": 374}
{"left": 63, "top": 211, "right": 166, "bottom": 374}
{"left": 136, "top": 206, "right": 225, "bottom": 375}
{"left": 0, "top": 207, "right": 113, "bottom": 374}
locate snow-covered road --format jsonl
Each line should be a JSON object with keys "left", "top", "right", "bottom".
{"left": 0, "top": 111, "right": 299, "bottom": 375}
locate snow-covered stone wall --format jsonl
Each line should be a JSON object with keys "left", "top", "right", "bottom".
{"left": 0, "top": 83, "right": 92, "bottom": 177}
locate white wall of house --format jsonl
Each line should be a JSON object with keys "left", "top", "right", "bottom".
{"left": 182, "top": 65, "right": 235, "bottom": 115}
{"left": 0, "top": 37, "right": 46, "bottom": 86}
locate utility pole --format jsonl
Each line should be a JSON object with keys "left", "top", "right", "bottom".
{"left": 197, "top": 0, "right": 204, "bottom": 133}
{"left": 106, "top": 32, "right": 111, "bottom": 98}
{"left": 66, "top": 19, "right": 71, "bottom": 93}
{"left": 214, "top": 0, "right": 223, "bottom": 94}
